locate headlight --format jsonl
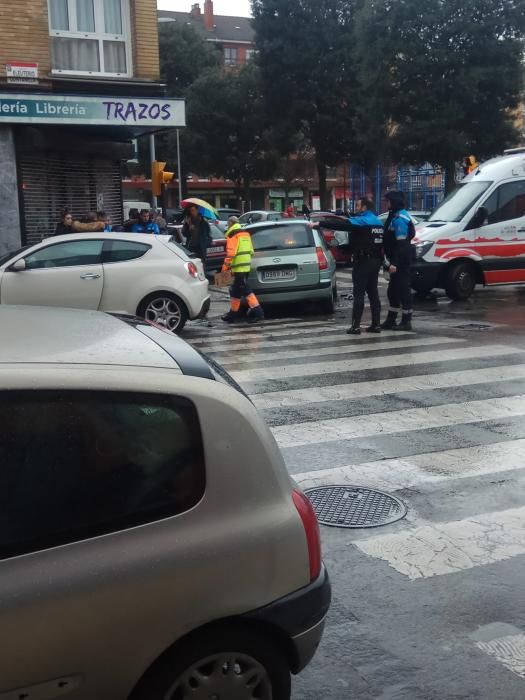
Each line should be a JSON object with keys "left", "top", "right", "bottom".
{"left": 414, "top": 241, "right": 433, "bottom": 258}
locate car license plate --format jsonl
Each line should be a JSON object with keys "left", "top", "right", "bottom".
{"left": 208, "top": 246, "right": 224, "bottom": 254}
{"left": 262, "top": 270, "right": 295, "bottom": 280}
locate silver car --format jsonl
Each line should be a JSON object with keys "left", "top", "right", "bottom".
{"left": 244, "top": 220, "right": 338, "bottom": 313}
{"left": 239, "top": 210, "right": 284, "bottom": 225}
{"left": 0, "top": 306, "right": 330, "bottom": 700}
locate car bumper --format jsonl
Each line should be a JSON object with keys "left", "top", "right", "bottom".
{"left": 243, "top": 565, "right": 331, "bottom": 673}
{"left": 195, "top": 295, "right": 211, "bottom": 319}
{"left": 254, "top": 280, "right": 333, "bottom": 305}
{"left": 411, "top": 260, "right": 442, "bottom": 290}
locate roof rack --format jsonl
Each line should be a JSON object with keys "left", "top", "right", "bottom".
{"left": 503, "top": 147, "right": 525, "bottom": 155}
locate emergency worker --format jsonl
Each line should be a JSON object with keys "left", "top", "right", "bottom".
{"left": 221, "top": 217, "right": 264, "bottom": 324}
{"left": 318, "top": 198, "right": 383, "bottom": 334}
{"left": 381, "top": 190, "right": 415, "bottom": 331}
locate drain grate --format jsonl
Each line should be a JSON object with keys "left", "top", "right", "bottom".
{"left": 455, "top": 323, "right": 493, "bottom": 331}
{"left": 305, "top": 485, "right": 407, "bottom": 529}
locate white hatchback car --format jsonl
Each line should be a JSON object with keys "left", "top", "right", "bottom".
{"left": 0, "top": 233, "right": 210, "bottom": 333}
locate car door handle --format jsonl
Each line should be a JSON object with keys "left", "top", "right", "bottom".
{"left": 80, "top": 273, "right": 100, "bottom": 280}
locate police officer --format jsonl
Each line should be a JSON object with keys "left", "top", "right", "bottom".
{"left": 381, "top": 190, "right": 415, "bottom": 331}
{"left": 319, "top": 197, "right": 384, "bottom": 334}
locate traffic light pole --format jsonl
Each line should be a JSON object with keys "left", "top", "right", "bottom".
{"left": 176, "top": 129, "right": 183, "bottom": 206}
{"left": 150, "top": 134, "right": 157, "bottom": 209}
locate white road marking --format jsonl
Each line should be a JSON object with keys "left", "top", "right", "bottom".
{"left": 214, "top": 336, "right": 463, "bottom": 365}
{"left": 188, "top": 322, "right": 349, "bottom": 345}
{"left": 230, "top": 344, "right": 522, "bottom": 384}
{"left": 197, "top": 329, "right": 411, "bottom": 352}
{"left": 293, "top": 439, "right": 525, "bottom": 492}
{"left": 476, "top": 636, "right": 525, "bottom": 679}
{"left": 356, "top": 505, "right": 525, "bottom": 580}
{"left": 187, "top": 319, "right": 336, "bottom": 340}
{"left": 271, "top": 393, "right": 525, "bottom": 448}
{"left": 252, "top": 364, "right": 525, "bottom": 409}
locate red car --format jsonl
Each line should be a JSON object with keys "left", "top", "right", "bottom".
{"left": 309, "top": 212, "right": 352, "bottom": 265}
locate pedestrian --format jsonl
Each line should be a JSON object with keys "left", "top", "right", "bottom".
{"left": 124, "top": 208, "right": 139, "bottom": 232}
{"left": 381, "top": 190, "right": 415, "bottom": 331}
{"left": 318, "top": 197, "right": 384, "bottom": 334}
{"left": 221, "top": 216, "right": 264, "bottom": 324}
{"left": 154, "top": 208, "right": 167, "bottom": 233}
{"left": 131, "top": 209, "right": 160, "bottom": 234}
{"left": 181, "top": 204, "right": 211, "bottom": 263}
{"left": 285, "top": 200, "right": 296, "bottom": 218}
{"left": 97, "top": 211, "right": 112, "bottom": 232}
{"left": 54, "top": 209, "right": 74, "bottom": 236}
{"left": 302, "top": 202, "right": 311, "bottom": 219}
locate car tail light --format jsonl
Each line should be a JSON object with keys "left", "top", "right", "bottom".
{"left": 185, "top": 261, "right": 199, "bottom": 278}
{"left": 316, "top": 246, "right": 329, "bottom": 270}
{"left": 292, "top": 489, "right": 322, "bottom": 581}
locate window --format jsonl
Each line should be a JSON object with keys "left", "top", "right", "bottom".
{"left": 0, "top": 391, "right": 205, "bottom": 559}
{"left": 429, "top": 181, "right": 492, "bottom": 222}
{"left": 482, "top": 181, "right": 525, "bottom": 225}
{"left": 224, "top": 47, "right": 238, "bottom": 66}
{"left": 25, "top": 240, "right": 104, "bottom": 269}
{"left": 245, "top": 49, "right": 257, "bottom": 62}
{"left": 103, "top": 239, "right": 151, "bottom": 263}
{"left": 250, "top": 224, "right": 314, "bottom": 251}
{"left": 48, "top": 0, "right": 130, "bottom": 76}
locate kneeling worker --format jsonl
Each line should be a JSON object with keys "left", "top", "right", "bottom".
{"left": 319, "top": 198, "right": 384, "bottom": 334}
{"left": 221, "top": 217, "right": 264, "bottom": 324}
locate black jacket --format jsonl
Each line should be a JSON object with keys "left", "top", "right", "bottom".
{"left": 182, "top": 217, "right": 211, "bottom": 261}
{"left": 319, "top": 216, "right": 384, "bottom": 259}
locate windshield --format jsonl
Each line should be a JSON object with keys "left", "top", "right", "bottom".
{"left": 0, "top": 245, "right": 30, "bottom": 267}
{"left": 429, "top": 181, "right": 492, "bottom": 222}
{"left": 250, "top": 224, "right": 314, "bottom": 251}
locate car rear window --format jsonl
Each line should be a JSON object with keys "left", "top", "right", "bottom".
{"left": 0, "top": 390, "right": 205, "bottom": 559}
{"left": 250, "top": 224, "right": 314, "bottom": 251}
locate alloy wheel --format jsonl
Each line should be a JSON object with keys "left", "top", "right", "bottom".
{"left": 145, "top": 297, "right": 182, "bottom": 332}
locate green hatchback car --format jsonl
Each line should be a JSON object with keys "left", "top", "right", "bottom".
{"left": 244, "top": 220, "right": 338, "bottom": 313}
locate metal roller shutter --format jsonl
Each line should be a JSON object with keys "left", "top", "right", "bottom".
{"left": 19, "top": 154, "right": 123, "bottom": 245}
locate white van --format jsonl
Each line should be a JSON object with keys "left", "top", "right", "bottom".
{"left": 412, "top": 148, "right": 525, "bottom": 299}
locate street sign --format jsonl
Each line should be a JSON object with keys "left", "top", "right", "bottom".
{"left": 6, "top": 62, "right": 39, "bottom": 85}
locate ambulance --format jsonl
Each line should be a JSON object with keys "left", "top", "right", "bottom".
{"left": 411, "top": 148, "right": 525, "bottom": 299}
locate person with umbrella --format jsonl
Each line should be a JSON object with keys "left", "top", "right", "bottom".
{"left": 181, "top": 199, "right": 213, "bottom": 264}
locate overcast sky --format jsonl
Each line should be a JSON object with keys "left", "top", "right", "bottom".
{"left": 157, "top": 0, "right": 252, "bottom": 17}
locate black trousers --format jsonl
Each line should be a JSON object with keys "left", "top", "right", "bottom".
{"left": 352, "top": 256, "right": 381, "bottom": 325}
{"left": 387, "top": 266, "right": 412, "bottom": 312}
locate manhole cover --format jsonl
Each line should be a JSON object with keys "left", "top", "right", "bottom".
{"left": 455, "top": 323, "right": 493, "bottom": 331}
{"left": 304, "top": 485, "right": 407, "bottom": 529}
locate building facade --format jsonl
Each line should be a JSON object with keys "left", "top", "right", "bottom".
{"left": 158, "top": 1, "right": 255, "bottom": 67}
{"left": 0, "top": 0, "right": 184, "bottom": 252}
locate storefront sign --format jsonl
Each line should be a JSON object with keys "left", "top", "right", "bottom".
{"left": 269, "top": 188, "right": 303, "bottom": 198}
{"left": 0, "top": 93, "right": 186, "bottom": 127}
{"left": 6, "top": 62, "right": 39, "bottom": 85}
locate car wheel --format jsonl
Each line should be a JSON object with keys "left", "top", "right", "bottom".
{"left": 320, "top": 283, "right": 337, "bottom": 314}
{"left": 130, "top": 624, "right": 291, "bottom": 700}
{"left": 138, "top": 292, "right": 188, "bottom": 334}
{"left": 445, "top": 262, "right": 476, "bottom": 300}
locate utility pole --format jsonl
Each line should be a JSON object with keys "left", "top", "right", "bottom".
{"left": 150, "top": 134, "right": 157, "bottom": 209}
{"left": 176, "top": 129, "right": 183, "bottom": 206}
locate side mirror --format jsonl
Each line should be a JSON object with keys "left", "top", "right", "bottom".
{"left": 468, "top": 206, "right": 488, "bottom": 230}
{"left": 11, "top": 258, "right": 26, "bottom": 272}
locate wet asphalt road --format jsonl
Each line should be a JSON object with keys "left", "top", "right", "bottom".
{"left": 183, "top": 271, "right": 525, "bottom": 700}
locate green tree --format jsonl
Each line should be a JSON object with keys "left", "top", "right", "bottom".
{"left": 252, "top": 0, "right": 358, "bottom": 209}
{"left": 185, "top": 63, "right": 278, "bottom": 206}
{"left": 353, "top": 0, "right": 525, "bottom": 190}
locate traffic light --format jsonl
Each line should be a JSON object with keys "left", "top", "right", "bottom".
{"left": 152, "top": 160, "right": 175, "bottom": 197}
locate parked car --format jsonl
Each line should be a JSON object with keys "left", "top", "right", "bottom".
{"left": 309, "top": 211, "right": 352, "bottom": 265}
{"left": 204, "top": 222, "right": 227, "bottom": 272}
{"left": 216, "top": 207, "right": 241, "bottom": 232}
{"left": 0, "top": 305, "right": 330, "bottom": 700}
{"left": 0, "top": 233, "right": 210, "bottom": 334}
{"left": 244, "top": 220, "right": 338, "bottom": 312}
{"left": 239, "top": 210, "right": 284, "bottom": 225}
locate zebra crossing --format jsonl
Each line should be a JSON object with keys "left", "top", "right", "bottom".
{"left": 182, "top": 313, "right": 525, "bottom": 688}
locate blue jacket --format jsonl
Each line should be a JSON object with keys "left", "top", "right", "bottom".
{"left": 320, "top": 210, "right": 383, "bottom": 258}
{"left": 131, "top": 221, "right": 160, "bottom": 235}
{"left": 384, "top": 209, "right": 415, "bottom": 266}
{"left": 348, "top": 210, "right": 383, "bottom": 228}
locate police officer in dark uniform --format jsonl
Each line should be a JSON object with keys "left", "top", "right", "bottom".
{"left": 319, "top": 197, "right": 384, "bottom": 334}
{"left": 381, "top": 191, "right": 415, "bottom": 331}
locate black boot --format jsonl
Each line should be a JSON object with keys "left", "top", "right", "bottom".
{"left": 347, "top": 321, "right": 361, "bottom": 335}
{"left": 366, "top": 324, "right": 381, "bottom": 333}
{"left": 221, "top": 310, "right": 241, "bottom": 323}
{"left": 381, "top": 310, "right": 398, "bottom": 329}
{"left": 395, "top": 312, "right": 413, "bottom": 331}
{"left": 247, "top": 305, "right": 264, "bottom": 324}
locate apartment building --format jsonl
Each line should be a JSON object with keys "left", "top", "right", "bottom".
{"left": 158, "top": 1, "right": 256, "bottom": 67}
{"left": 0, "top": 0, "right": 185, "bottom": 251}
